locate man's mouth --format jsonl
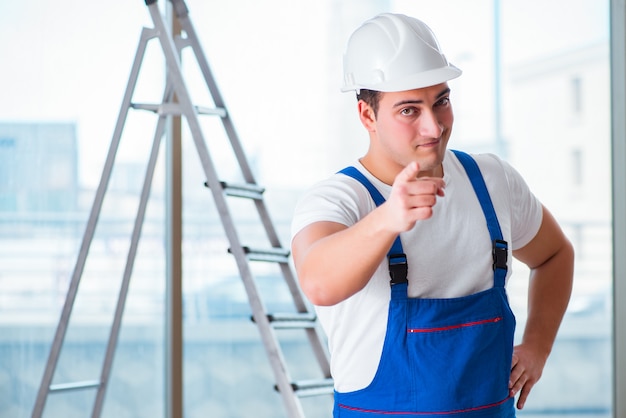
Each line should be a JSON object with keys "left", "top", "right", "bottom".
{"left": 417, "top": 139, "right": 441, "bottom": 148}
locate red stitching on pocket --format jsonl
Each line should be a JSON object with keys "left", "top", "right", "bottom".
{"left": 407, "top": 317, "right": 502, "bottom": 334}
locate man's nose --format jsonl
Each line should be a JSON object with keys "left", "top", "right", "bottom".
{"left": 419, "top": 110, "right": 444, "bottom": 138}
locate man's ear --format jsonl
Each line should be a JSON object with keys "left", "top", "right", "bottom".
{"left": 357, "top": 100, "right": 376, "bottom": 132}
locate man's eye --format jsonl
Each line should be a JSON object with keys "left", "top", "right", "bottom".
{"left": 436, "top": 97, "right": 450, "bottom": 107}
{"left": 401, "top": 108, "right": 416, "bottom": 116}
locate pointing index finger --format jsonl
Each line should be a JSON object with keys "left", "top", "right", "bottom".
{"left": 400, "top": 161, "right": 420, "bottom": 182}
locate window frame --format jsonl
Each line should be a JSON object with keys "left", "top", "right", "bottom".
{"left": 610, "top": 1, "right": 626, "bottom": 417}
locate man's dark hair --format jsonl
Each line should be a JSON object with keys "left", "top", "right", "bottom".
{"left": 356, "top": 89, "right": 382, "bottom": 117}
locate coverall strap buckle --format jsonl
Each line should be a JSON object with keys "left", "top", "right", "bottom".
{"left": 492, "top": 239, "right": 508, "bottom": 271}
{"left": 388, "top": 253, "right": 408, "bottom": 285}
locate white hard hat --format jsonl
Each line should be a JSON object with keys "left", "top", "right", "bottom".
{"left": 341, "top": 13, "right": 462, "bottom": 93}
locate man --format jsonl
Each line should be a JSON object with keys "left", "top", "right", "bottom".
{"left": 291, "top": 13, "right": 574, "bottom": 418}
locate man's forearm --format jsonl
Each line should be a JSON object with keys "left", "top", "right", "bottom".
{"left": 522, "top": 241, "right": 574, "bottom": 356}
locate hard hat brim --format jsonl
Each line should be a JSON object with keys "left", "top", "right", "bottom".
{"left": 341, "top": 65, "right": 462, "bottom": 93}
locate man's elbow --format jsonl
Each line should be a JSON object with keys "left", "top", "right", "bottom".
{"left": 561, "top": 238, "right": 575, "bottom": 284}
{"left": 538, "top": 236, "right": 575, "bottom": 288}
{"left": 298, "top": 270, "right": 346, "bottom": 306}
{"left": 555, "top": 236, "right": 575, "bottom": 273}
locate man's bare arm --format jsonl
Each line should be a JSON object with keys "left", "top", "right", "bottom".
{"left": 292, "top": 162, "right": 445, "bottom": 306}
{"left": 509, "top": 205, "right": 575, "bottom": 409}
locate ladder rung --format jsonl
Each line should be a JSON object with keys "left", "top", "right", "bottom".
{"left": 230, "top": 246, "right": 290, "bottom": 263}
{"left": 203, "top": 180, "right": 265, "bottom": 199}
{"left": 275, "top": 378, "right": 334, "bottom": 398}
{"left": 130, "top": 103, "right": 160, "bottom": 112}
{"left": 205, "top": 181, "right": 265, "bottom": 200}
{"left": 49, "top": 379, "right": 101, "bottom": 393}
{"left": 253, "top": 312, "right": 318, "bottom": 329}
{"left": 195, "top": 105, "right": 227, "bottom": 117}
{"left": 131, "top": 102, "right": 226, "bottom": 117}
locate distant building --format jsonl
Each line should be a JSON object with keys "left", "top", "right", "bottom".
{"left": 505, "top": 42, "right": 611, "bottom": 223}
{"left": 0, "top": 122, "right": 78, "bottom": 213}
{"left": 505, "top": 41, "right": 612, "bottom": 319}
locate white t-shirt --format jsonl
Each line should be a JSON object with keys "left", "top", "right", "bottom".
{"left": 290, "top": 150, "right": 543, "bottom": 392}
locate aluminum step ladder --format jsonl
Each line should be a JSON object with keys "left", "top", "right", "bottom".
{"left": 31, "top": 1, "right": 332, "bottom": 417}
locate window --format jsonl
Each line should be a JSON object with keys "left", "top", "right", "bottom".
{"left": 572, "top": 76, "right": 583, "bottom": 114}
{"left": 0, "top": 1, "right": 614, "bottom": 417}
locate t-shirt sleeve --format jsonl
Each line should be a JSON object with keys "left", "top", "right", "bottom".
{"left": 500, "top": 158, "right": 543, "bottom": 250}
{"left": 290, "top": 175, "right": 374, "bottom": 241}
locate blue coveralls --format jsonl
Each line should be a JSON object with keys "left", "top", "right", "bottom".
{"left": 334, "top": 150, "right": 516, "bottom": 417}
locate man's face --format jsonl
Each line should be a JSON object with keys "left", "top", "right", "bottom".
{"left": 363, "top": 83, "right": 454, "bottom": 180}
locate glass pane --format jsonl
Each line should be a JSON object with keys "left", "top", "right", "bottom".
{"left": 501, "top": 1, "right": 612, "bottom": 416}
{"left": 0, "top": 2, "right": 165, "bottom": 417}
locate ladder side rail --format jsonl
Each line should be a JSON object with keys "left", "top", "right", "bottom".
{"left": 276, "top": 262, "right": 331, "bottom": 378}
{"left": 277, "top": 263, "right": 331, "bottom": 377}
{"left": 91, "top": 85, "right": 172, "bottom": 418}
{"left": 173, "top": 4, "right": 258, "bottom": 185}
{"left": 304, "top": 327, "right": 332, "bottom": 378}
{"left": 31, "top": 26, "right": 157, "bottom": 418}
{"left": 252, "top": 199, "right": 290, "bottom": 252}
{"left": 275, "top": 262, "right": 330, "bottom": 370}
{"left": 176, "top": 0, "right": 298, "bottom": 279}
{"left": 277, "top": 262, "right": 311, "bottom": 312}
{"left": 173, "top": 0, "right": 334, "bottom": 398}
{"left": 146, "top": 4, "right": 306, "bottom": 417}
{"left": 173, "top": 3, "right": 295, "bottom": 254}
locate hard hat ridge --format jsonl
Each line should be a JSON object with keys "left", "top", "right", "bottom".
{"left": 341, "top": 13, "right": 462, "bottom": 93}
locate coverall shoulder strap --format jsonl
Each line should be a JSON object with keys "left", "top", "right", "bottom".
{"left": 338, "top": 166, "right": 385, "bottom": 205}
{"left": 338, "top": 167, "right": 407, "bottom": 286}
{"left": 451, "top": 150, "right": 503, "bottom": 241}
{"left": 451, "top": 150, "right": 508, "bottom": 286}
